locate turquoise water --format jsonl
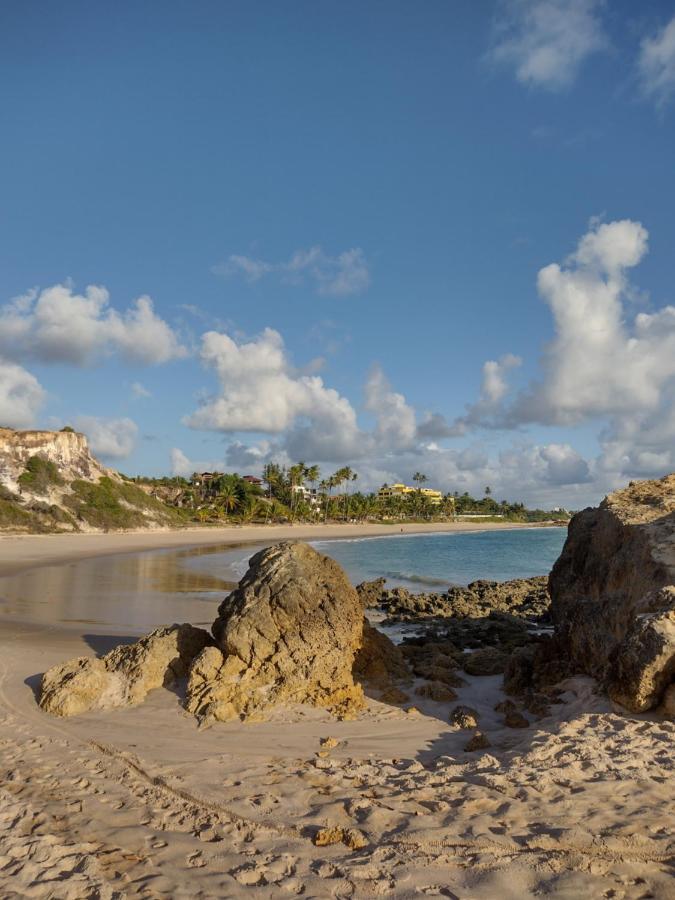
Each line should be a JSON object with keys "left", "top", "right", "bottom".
{"left": 310, "top": 527, "right": 567, "bottom": 591}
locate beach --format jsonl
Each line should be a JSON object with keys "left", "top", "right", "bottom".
{"left": 0, "top": 519, "right": 543, "bottom": 578}
{"left": 1, "top": 526, "right": 673, "bottom": 898}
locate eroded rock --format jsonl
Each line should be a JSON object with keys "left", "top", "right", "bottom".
{"left": 201, "top": 542, "right": 365, "bottom": 722}
{"left": 352, "top": 619, "right": 411, "bottom": 690}
{"left": 550, "top": 474, "right": 675, "bottom": 710}
{"left": 40, "top": 624, "right": 211, "bottom": 717}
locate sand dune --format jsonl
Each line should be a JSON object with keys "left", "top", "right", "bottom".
{"left": 1, "top": 619, "right": 674, "bottom": 898}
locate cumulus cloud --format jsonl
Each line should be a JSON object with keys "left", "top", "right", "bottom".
{"left": 0, "top": 283, "right": 186, "bottom": 366}
{"left": 213, "top": 246, "right": 370, "bottom": 297}
{"left": 638, "top": 15, "right": 675, "bottom": 108}
{"left": 170, "top": 447, "right": 193, "bottom": 477}
{"left": 185, "top": 328, "right": 362, "bottom": 449}
{"left": 74, "top": 416, "right": 138, "bottom": 459}
{"left": 0, "top": 360, "right": 45, "bottom": 428}
{"left": 489, "top": 0, "right": 607, "bottom": 90}
{"left": 452, "top": 217, "right": 675, "bottom": 488}
{"left": 364, "top": 365, "right": 417, "bottom": 450}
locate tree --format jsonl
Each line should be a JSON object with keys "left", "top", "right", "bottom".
{"left": 484, "top": 485, "right": 492, "bottom": 497}
{"left": 413, "top": 472, "right": 428, "bottom": 490}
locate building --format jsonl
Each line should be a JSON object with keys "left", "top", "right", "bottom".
{"left": 242, "top": 475, "right": 263, "bottom": 486}
{"left": 291, "top": 484, "right": 321, "bottom": 507}
{"left": 377, "top": 483, "right": 443, "bottom": 504}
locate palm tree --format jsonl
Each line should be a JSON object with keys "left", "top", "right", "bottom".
{"left": 413, "top": 472, "right": 428, "bottom": 490}
{"left": 218, "top": 481, "right": 243, "bottom": 517}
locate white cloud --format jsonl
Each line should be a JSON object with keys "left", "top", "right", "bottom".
{"left": 185, "top": 329, "right": 362, "bottom": 448}
{"left": 170, "top": 447, "right": 193, "bottom": 477}
{"left": 74, "top": 416, "right": 138, "bottom": 460}
{"left": 489, "top": 0, "right": 607, "bottom": 90}
{"left": 0, "top": 283, "right": 186, "bottom": 366}
{"left": 0, "top": 360, "right": 45, "bottom": 428}
{"left": 638, "top": 15, "right": 675, "bottom": 108}
{"left": 364, "top": 365, "right": 417, "bottom": 450}
{"left": 131, "top": 381, "right": 152, "bottom": 399}
{"left": 448, "top": 217, "right": 675, "bottom": 489}
{"left": 213, "top": 246, "right": 370, "bottom": 297}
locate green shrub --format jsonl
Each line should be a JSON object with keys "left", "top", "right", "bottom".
{"left": 18, "top": 455, "right": 64, "bottom": 494}
{"left": 60, "top": 425, "right": 75, "bottom": 433}
{"left": 64, "top": 477, "right": 183, "bottom": 530}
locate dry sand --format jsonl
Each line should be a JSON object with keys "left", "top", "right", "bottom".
{"left": 0, "top": 529, "right": 674, "bottom": 897}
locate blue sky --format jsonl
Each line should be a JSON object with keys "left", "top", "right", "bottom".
{"left": 1, "top": 0, "right": 675, "bottom": 507}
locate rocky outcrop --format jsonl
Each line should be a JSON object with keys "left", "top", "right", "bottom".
{"left": 550, "top": 474, "right": 675, "bottom": 711}
{"left": 352, "top": 619, "right": 411, "bottom": 690}
{"left": 39, "top": 624, "right": 211, "bottom": 716}
{"left": 379, "top": 577, "right": 550, "bottom": 623}
{"left": 0, "top": 427, "right": 110, "bottom": 491}
{"left": 355, "top": 578, "right": 387, "bottom": 608}
{"left": 194, "top": 542, "right": 366, "bottom": 723}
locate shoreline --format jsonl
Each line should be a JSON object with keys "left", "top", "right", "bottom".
{"left": 0, "top": 519, "right": 558, "bottom": 578}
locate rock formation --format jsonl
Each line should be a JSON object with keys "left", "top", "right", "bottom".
{"left": 376, "top": 576, "right": 550, "bottom": 623}
{"left": 189, "top": 542, "right": 366, "bottom": 723}
{"left": 39, "top": 624, "right": 211, "bottom": 716}
{"left": 0, "top": 427, "right": 110, "bottom": 490}
{"left": 352, "top": 619, "right": 411, "bottom": 690}
{"left": 550, "top": 474, "right": 675, "bottom": 711}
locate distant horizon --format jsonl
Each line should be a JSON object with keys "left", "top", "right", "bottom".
{"left": 1, "top": 1, "right": 674, "bottom": 510}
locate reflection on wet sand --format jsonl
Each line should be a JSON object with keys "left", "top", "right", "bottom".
{"left": 0, "top": 543, "right": 252, "bottom": 634}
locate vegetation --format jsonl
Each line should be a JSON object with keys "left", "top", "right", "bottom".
{"left": 17, "top": 456, "right": 64, "bottom": 495}
{"left": 130, "top": 462, "right": 572, "bottom": 526}
{"left": 60, "top": 425, "right": 76, "bottom": 433}
{"left": 64, "top": 477, "right": 184, "bottom": 531}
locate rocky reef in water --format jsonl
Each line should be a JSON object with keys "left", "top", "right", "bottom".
{"left": 357, "top": 575, "right": 550, "bottom": 624}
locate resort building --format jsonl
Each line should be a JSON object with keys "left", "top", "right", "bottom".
{"left": 291, "top": 484, "right": 321, "bottom": 507}
{"left": 377, "top": 483, "right": 443, "bottom": 504}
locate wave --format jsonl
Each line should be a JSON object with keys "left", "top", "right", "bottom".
{"left": 381, "top": 571, "right": 449, "bottom": 587}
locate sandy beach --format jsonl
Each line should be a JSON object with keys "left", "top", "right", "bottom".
{"left": 0, "top": 519, "right": 541, "bottom": 578}
{"left": 0, "top": 527, "right": 673, "bottom": 898}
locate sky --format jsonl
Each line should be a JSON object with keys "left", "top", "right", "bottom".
{"left": 1, "top": 0, "right": 675, "bottom": 509}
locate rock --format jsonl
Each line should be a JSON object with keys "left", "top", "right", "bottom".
{"left": 378, "top": 686, "right": 409, "bottom": 704}
{"left": 414, "top": 681, "right": 458, "bottom": 702}
{"left": 314, "top": 826, "right": 368, "bottom": 850}
{"left": 660, "top": 683, "right": 675, "bottom": 719}
{"left": 503, "top": 709, "right": 529, "bottom": 728}
{"left": 462, "top": 647, "right": 509, "bottom": 676}
{"left": 40, "top": 624, "right": 211, "bottom": 717}
{"left": 355, "top": 578, "right": 387, "bottom": 608}
{"left": 494, "top": 698, "right": 517, "bottom": 713}
{"left": 450, "top": 705, "right": 479, "bottom": 729}
{"left": 464, "top": 731, "right": 491, "bottom": 752}
{"left": 550, "top": 474, "right": 675, "bottom": 709}
{"left": 352, "top": 620, "right": 411, "bottom": 689}
{"left": 606, "top": 605, "right": 675, "bottom": 712}
{"left": 204, "top": 542, "right": 365, "bottom": 722}
{"left": 503, "top": 636, "right": 571, "bottom": 696}
{"left": 380, "top": 577, "right": 550, "bottom": 623}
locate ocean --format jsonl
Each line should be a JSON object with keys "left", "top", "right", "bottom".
{"left": 310, "top": 527, "right": 567, "bottom": 591}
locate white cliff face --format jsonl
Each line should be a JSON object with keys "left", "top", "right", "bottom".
{"left": 0, "top": 427, "right": 113, "bottom": 491}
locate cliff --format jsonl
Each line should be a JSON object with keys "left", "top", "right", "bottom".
{"left": 0, "top": 427, "right": 111, "bottom": 490}
{"left": 0, "top": 427, "right": 182, "bottom": 533}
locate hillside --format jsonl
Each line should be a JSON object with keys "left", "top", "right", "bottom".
{"left": 0, "top": 427, "right": 183, "bottom": 533}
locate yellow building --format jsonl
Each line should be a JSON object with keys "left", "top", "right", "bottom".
{"left": 378, "top": 483, "right": 443, "bottom": 504}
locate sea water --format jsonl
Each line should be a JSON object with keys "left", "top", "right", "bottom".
{"left": 310, "top": 527, "right": 567, "bottom": 591}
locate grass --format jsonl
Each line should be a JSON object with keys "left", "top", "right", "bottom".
{"left": 17, "top": 455, "right": 64, "bottom": 495}
{"left": 64, "top": 477, "right": 184, "bottom": 531}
